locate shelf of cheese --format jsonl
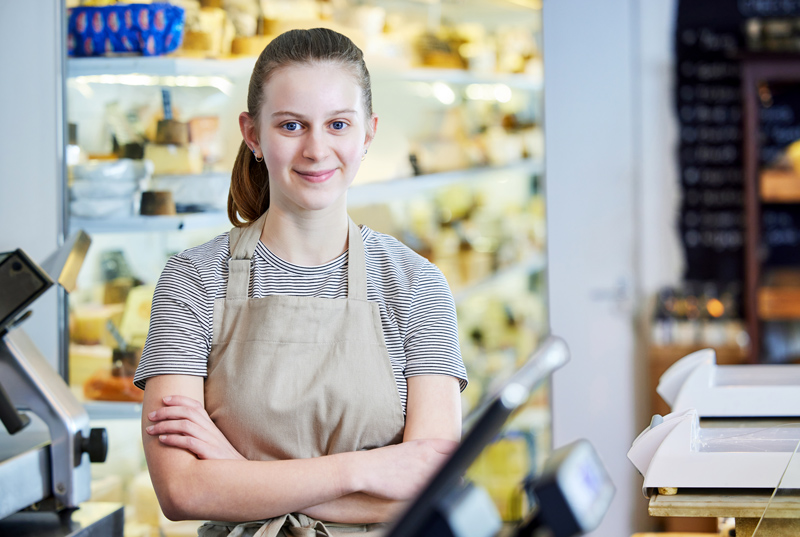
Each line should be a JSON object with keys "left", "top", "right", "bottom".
{"left": 349, "top": 159, "right": 542, "bottom": 206}
{"left": 760, "top": 168, "right": 800, "bottom": 202}
{"left": 68, "top": 56, "right": 542, "bottom": 89}
{"left": 758, "top": 269, "right": 800, "bottom": 319}
{"left": 453, "top": 252, "right": 545, "bottom": 305}
{"left": 371, "top": 66, "right": 543, "bottom": 90}
{"left": 69, "top": 160, "right": 543, "bottom": 235}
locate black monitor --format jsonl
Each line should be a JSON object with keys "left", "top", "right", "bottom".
{"left": 386, "top": 336, "right": 570, "bottom": 537}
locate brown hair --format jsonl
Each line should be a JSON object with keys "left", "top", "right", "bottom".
{"left": 228, "top": 28, "right": 373, "bottom": 226}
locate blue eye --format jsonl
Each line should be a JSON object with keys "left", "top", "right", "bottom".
{"left": 283, "top": 122, "right": 301, "bottom": 131}
{"left": 331, "top": 121, "right": 346, "bottom": 130}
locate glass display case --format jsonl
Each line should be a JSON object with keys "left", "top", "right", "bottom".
{"left": 63, "top": 0, "right": 548, "bottom": 530}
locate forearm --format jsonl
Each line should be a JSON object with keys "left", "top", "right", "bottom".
{"left": 147, "top": 443, "right": 359, "bottom": 521}
{"left": 300, "top": 493, "right": 407, "bottom": 523}
{"left": 142, "top": 376, "right": 362, "bottom": 521}
{"left": 142, "top": 374, "right": 460, "bottom": 522}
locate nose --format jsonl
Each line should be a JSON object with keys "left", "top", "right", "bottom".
{"left": 302, "top": 128, "right": 329, "bottom": 161}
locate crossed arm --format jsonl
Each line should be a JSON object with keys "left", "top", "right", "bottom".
{"left": 141, "top": 373, "right": 462, "bottom": 523}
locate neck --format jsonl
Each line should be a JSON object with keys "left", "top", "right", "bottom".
{"left": 259, "top": 207, "right": 350, "bottom": 266}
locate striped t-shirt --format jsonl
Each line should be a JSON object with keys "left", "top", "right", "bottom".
{"left": 133, "top": 224, "right": 468, "bottom": 413}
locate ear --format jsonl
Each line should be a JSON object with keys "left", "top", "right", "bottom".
{"left": 364, "top": 113, "right": 378, "bottom": 152}
{"left": 239, "top": 112, "right": 261, "bottom": 157}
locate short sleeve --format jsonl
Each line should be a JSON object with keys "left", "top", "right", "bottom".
{"left": 133, "top": 254, "right": 214, "bottom": 389}
{"left": 403, "top": 262, "right": 468, "bottom": 391}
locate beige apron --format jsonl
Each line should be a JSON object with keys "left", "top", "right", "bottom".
{"left": 200, "top": 212, "right": 406, "bottom": 537}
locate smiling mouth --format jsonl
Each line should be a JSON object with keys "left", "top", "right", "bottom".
{"left": 294, "top": 169, "right": 336, "bottom": 183}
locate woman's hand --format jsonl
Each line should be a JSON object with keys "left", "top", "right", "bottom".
{"left": 350, "top": 438, "right": 459, "bottom": 501}
{"left": 145, "top": 395, "right": 246, "bottom": 461}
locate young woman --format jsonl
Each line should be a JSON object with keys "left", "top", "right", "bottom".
{"left": 134, "top": 28, "right": 467, "bottom": 536}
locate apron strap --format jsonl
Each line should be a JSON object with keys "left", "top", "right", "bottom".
{"left": 227, "top": 212, "right": 268, "bottom": 300}
{"left": 226, "top": 213, "right": 366, "bottom": 301}
{"left": 347, "top": 217, "right": 367, "bottom": 302}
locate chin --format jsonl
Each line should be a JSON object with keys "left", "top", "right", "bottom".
{"left": 295, "top": 192, "right": 348, "bottom": 212}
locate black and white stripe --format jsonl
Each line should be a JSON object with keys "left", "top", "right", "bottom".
{"left": 134, "top": 225, "right": 468, "bottom": 413}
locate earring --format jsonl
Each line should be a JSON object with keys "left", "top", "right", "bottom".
{"left": 362, "top": 148, "right": 368, "bottom": 162}
{"left": 252, "top": 148, "right": 263, "bottom": 163}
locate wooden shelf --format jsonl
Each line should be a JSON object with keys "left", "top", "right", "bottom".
{"left": 760, "top": 168, "right": 800, "bottom": 202}
{"left": 759, "top": 287, "right": 800, "bottom": 319}
{"left": 758, "top": 269, "right": 800, "bottom": 319}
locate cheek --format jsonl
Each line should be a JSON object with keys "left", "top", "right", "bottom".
{"left": 340, "top": 139, "right": 365, "bottom": 163}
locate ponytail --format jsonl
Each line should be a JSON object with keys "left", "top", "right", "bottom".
{"left": 228, "top": 140, "right": 269, "bottom": 227}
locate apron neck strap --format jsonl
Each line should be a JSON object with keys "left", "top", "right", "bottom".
{"left": 226, "top": 212, "right": 268, "bottom": 299}
{"left": 226, "top": 213, "right": 367, "bottom": 301}
{"left": 347, "top": 217, "right": 367, "bottom": 301}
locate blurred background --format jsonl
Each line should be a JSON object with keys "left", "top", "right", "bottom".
{"left": 4, "top": 0, "right": 800, "bottom": 535}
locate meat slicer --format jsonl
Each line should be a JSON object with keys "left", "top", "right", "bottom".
{"left": 0, "top": 232, "right": 108, "bottom": 521}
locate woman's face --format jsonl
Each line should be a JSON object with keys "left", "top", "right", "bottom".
{"left": 256, "top": 62, "right": 376, "bottom": 215}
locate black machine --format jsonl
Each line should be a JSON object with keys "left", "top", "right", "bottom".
{"left": 387, "top": 336, "right": 615, "bottom": 537}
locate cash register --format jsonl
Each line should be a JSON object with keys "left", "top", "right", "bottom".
{"left": 0, "top": 233, "right": 121, "bottom": 536}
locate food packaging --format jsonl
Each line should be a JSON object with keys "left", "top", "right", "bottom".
{"left": 68, "top": 3, "right": 185, "bottom": 57}
{"left": 70, "top": 159, "right": 151, "bottom": 218}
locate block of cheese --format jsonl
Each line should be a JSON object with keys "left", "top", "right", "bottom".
{"left": 181, "top": 7, "right": 234, "bottom": 56}
{"left": 71, "top": 304, "right": 125, "bottom": 345}
{"left": 69, "top": 343, "right": 113, "bottom": 388}
{"left": 231, "top": 35, "right": 272, "bottom": 56}
{"left": 119, "top": 285, "right": 156, "bottom": 349}
{"left": 144, "top": 143, "right": 203, "bottom": 175}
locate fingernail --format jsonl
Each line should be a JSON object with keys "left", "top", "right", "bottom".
{"left": 146, "top": 426, "right": 154, "bottom": 433}
{"left": 148, "top": 411, "right": 156, "bottom": 419}
{"left": 159, "top": 435, "right": 167, "bottom": 441}
{"left": 163, "top": 396, "right": 172, "bottom": 403}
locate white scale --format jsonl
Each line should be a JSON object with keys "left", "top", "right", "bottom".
{"left": 628, "top": 349, "right": 800, "bottom": 494}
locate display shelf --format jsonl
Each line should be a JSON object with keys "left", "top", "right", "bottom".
{"left": 69, "top": 211, "right": 231, "bottom": 235}
{"left": 453, "top": 251, "right": 546, "bottom": 304}
{"left": 68, "top": 55, "right": 256, "bottom": 79}
{"left": 69, "top": 160, "right": 543, "bottom": 235}
{"left": 760, "top": 169, "right": 800, "bottom": 202}
{"left": 68, "top": 57, "right": 543, "bottom": 90}
{"left": 758, "top": 269, "right": 800, "bottom": 319}
{"left": 758, "top": 288, "right": 800, "bottom": 319}
{"left": 372, "top": 66, "right": 543, "bottom": 90}
{"left": 349, "top": 159, "right": 543, "bottom": 206}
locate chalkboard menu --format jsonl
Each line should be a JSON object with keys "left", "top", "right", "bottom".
{"left": 677, "top": 0, "right": 800, "bottom": 283}
{"left": 677, "top": 1, "right": 745, "bottom": 283}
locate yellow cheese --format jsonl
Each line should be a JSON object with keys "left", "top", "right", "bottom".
{"left": 69, "top": 343, "right": 113, "bottom": 388}
{"left": 119, "top": 285, "right": 156, "bottom": 349}
{"left": 144, "top": 144, "right": 203, "bottom": 175}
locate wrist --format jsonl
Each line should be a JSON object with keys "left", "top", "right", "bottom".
{"left": 334, "top": 450, "right": 363, "bottom": 495}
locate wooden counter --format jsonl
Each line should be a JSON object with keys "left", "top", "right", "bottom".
{"left": 649, "top": 490, "right": 800, "bottom": 537}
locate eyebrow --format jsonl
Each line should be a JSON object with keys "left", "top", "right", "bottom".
{"left": 271, "top": 109, "right": 358, "bottom": 119}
